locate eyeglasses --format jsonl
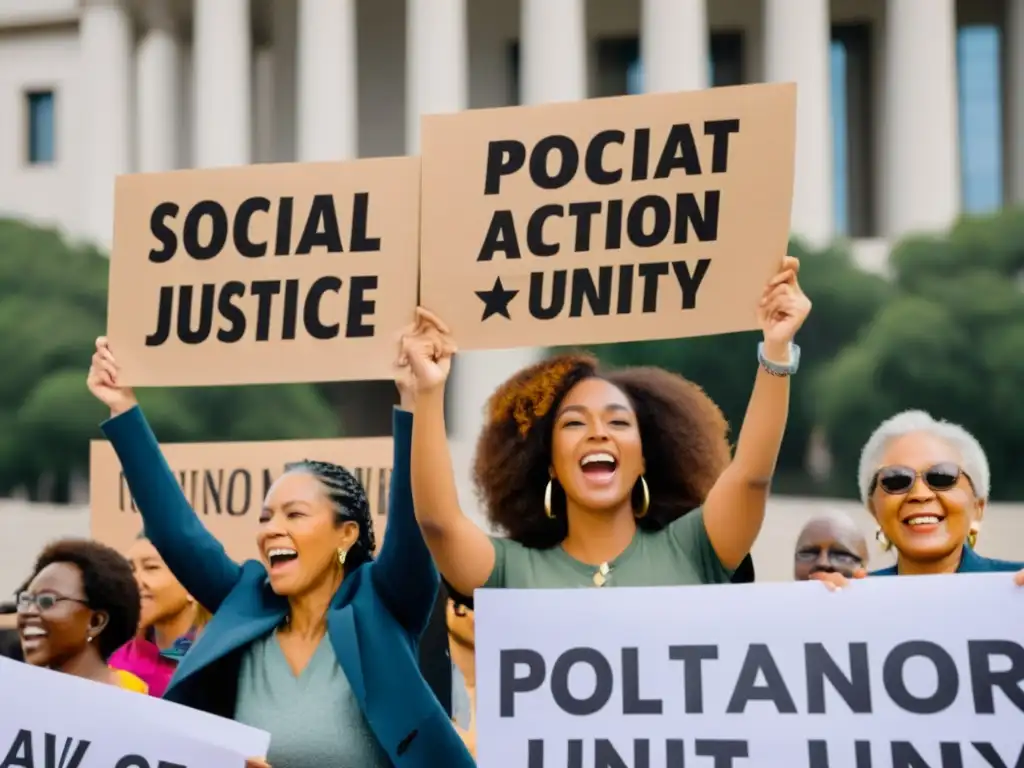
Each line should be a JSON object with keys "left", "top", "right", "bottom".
{"left": 871, "top": 462, "right": 966, "bottom": 496}
{"left": 795, "top": 547, "right": 863, "bottom": 568}
{"left": 16, "top": 591, "right": 89, "bottom": 613}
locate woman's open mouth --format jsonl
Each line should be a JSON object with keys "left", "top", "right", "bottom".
{"left": 266, "top": 547, "right": 299, "bottom": 573}
{"left": 19, "top": 625, "right": 47, "bottom": 652}
{"left": 579, "top": 452, "right": 618, "bottom": 485}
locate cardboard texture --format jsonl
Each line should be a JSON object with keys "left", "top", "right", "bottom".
{"left": 419, "top": 83, "right": 796, "bottom": 350}
{"left": 108, "top": 158, "right": 420, "bottom": 386}
{"left": 89, "top": 438, "right": 394, "bottom": 562}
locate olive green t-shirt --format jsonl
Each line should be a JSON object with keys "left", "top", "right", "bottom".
{"left": 485, "top": 508, "right": 733, "bottom": 589}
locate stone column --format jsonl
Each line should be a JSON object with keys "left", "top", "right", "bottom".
{"left": 296, "top": 0, "right": 357, "bottom": 161}
{"left": 405, "top": 0, "right": 467, "bottom": 153}
{"left": 520, "top": 0, "right": 586, "bottom": 104}
{"left": 764, "top": 0, "right": 834, "bottom": 247}
{"left": 641, "top": 0, "right": 708, "bottom": 93}
{"left": 882, "top": 0, "right": 960, "bottom": 236}
{"left": 192, "top": 0, "right": 251, "bottom": 168}
{"left": 136, "top": 0, "right": 179, "bottom": 173}
{"left": 80, "top": 0, "right": 133, "bottom": 248}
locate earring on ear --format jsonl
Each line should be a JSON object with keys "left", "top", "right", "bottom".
{"left": 634, "top": 476, "right": 650, "bottom": 518}
{"left": 544, "top": 479, "right": 554, "bottom": 519}
{"left": 967, "top": 530, "right": 978, "bottom": 549}
{"left": 875, "top": 528, "right": 893, "bottom": 552}
{"left": 87, "top": 636, "right": 94, "bottom": 644}
{"left": 337, "top": 548, "right": 348, "bottom": 567}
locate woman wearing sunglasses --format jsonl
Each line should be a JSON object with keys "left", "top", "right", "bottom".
{"left": 858, "top": 410, "right": 1023, "bottom": 577}
{"left": 817, "top": 410, "right": 1023, "bottom": 588}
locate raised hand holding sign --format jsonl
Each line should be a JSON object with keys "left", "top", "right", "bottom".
{"left": 400, "top": 308, "right": 457, "bottom": 395}
{"left": 87, "top": 337, "right": 138, "bottom": 417}
{"left": 758, "top": 255, "right": 812, "bottom": 356}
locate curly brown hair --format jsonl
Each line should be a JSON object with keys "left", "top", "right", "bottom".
{"left": 473, "top": 353, "right": 731, "bottom": 549}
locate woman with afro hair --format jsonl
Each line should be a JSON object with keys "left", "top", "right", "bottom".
{"left": 405, "top": 257, "right": 810, "bottom": 593}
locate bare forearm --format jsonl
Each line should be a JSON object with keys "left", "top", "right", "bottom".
{"left": 411, "top": 386, "right": 497, "bottom": 592}
{"left": 411, "top": 387, "right": 463, "bottom": 534}
{"left": 732, "top": 340, "right": 791, "bottom": 481}
{"left": 703, "top": 341, "right": 791, "bottom": 567}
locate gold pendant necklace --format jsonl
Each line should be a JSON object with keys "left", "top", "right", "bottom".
{"left": 592, "top": 562, "right": 611, "bottom": 587}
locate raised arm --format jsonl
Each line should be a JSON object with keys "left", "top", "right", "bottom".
{"left": 404, "top": 310, "right": 496, "bottom": 597}
{"left": 370, "top": 404, "right": 440, "bottom": 637}
{"left": 702, "top": 257, "right": 812, "bottom": 569}
{"left": 88, "top": 338, "right": 241, "bottom": 612}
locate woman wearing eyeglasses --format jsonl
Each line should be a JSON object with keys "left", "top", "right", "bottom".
{"left": 17, "top": 539, "right": 149, "bottom": 692}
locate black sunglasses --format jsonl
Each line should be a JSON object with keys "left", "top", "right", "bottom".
{"left": 871, "top": 462, "right": 966, "bottom": 496}
{"left": 16, "top": 591, "right": 89, "bottom": 613}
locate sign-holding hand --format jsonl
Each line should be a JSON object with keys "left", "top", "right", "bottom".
{"left": 400, "top": 308, "right": 457, "bottom": 396}
{"left": 758, "top": 255, "right": 811, "bottom": 351}
{"left": 87, "top": 337, "right": 138, "bottom": 417}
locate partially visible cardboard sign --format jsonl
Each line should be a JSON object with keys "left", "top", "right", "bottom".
{"left": 419, "top": 83, "right": 796, "bottom": 350}
{"left": 90, "top": 437, "right": 393, "bottom": 562}
{"left": 108, "top": 158, "right": 420, "bottom": 386}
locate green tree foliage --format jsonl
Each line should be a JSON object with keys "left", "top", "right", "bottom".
{"left": 0, "top": 219, "right": 341, "bottom": 501}
{"left": 816, "top": 208, "right": 1024, "bottom": 500}
{"left": 579, "top": 239, "right": 891, "bottom": 494}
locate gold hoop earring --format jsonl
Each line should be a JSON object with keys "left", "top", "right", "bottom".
{"left": 967, "top": 530, "right": 978, "bottom": 549}
{"left": 875, "top": 528, "right": 892, "bottom": 552}
{"left": 635, "top": 476, "right": 650, "bottom": 518}
{"left": 544, "top": 480, "right": 554, "bottom": 519}
{"left": 337, "top": 548, "right": 348, "bottom": 567}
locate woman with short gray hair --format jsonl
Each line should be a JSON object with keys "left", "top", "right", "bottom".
{"left": 856, "top": 410, "right": 1022, "bottom": 577}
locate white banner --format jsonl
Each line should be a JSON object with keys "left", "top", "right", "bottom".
{"left": 0, "top": 658, "right": 268, "bottom": 768}
{"left": 475, "top": 574, "right": 1024, "bottom": 768}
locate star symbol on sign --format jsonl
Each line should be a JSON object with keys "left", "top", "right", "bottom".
{"left": 475, "top": 277, "right": 519, "bottom": 321}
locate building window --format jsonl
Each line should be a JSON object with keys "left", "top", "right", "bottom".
{"left": 830, "top": 24, "right": 875, "bottom": 238}
{"left": 25, "top": 90, "right": 56, "bottom": 165}
{"left": 829, "top": 40, "right": 849, "bottom": 235}
{"left": 596, "top": 31, "right": 746, "bottom": 98}
{"left": 957, "top": 25, "right": 1002, "bottom": 214}
{"left": 709, "top": 32, "right": 744, "bottom": 88}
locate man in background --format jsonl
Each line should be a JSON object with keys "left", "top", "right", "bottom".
{"left": 794, "top": 513, "right": 868, "bottom": 581}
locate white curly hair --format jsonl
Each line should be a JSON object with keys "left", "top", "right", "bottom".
{"left": 857, "top": 410, "right": 990, "bottom": 506}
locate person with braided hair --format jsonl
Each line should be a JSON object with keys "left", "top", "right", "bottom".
{"left": 406, "top": 256, "right": 811, "bottom": 595}
{"left": 87, "top": 335, "right": 475, "bottom": 768}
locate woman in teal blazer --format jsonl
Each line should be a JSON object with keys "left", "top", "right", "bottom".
{"left": 88, "top": 338, "right": 475, "bottom": 768}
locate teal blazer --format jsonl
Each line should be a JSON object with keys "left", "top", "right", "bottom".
{"left": 871, "top": 545, "right": 1023, "bottom": 576}
{"left": 101, "top": 406, "right": 475, "bottom": 768}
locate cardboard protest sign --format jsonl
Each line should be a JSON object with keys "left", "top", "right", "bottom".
{"left": 474, "top": 574, "right": 1022, "bottom": 767}
{"left": 0, "top": 657, "right": 252, "bottom": 768}
{"left": 108, "top": 158, "right": 419, "bottom": 386}
{"left": 419, "top": 83, "right": 796, "bottom": 350}
{"left": 90, "top": 437, "right": 393, "bottom": 562}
